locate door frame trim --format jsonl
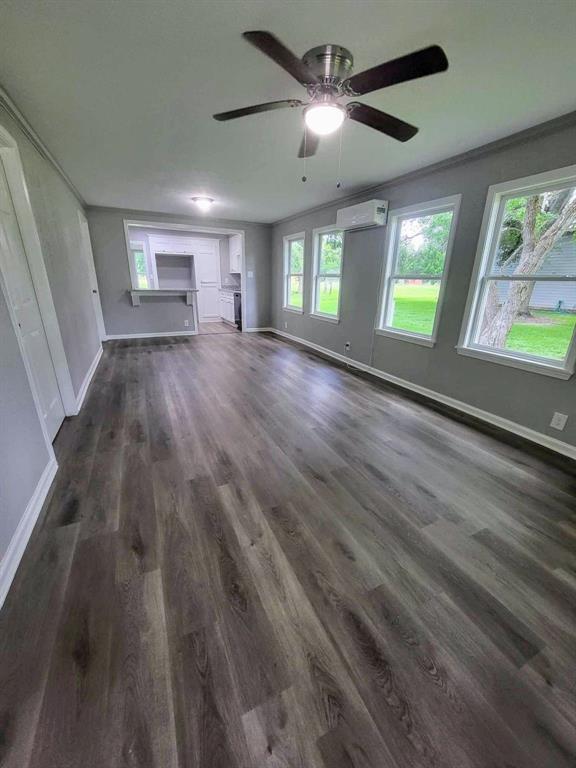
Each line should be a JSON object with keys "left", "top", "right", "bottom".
{"left": 0, "top": 122, "right": 76, "bottom": 416}
{"left": 78, "top": 210, "right": 106, "bottom": 341}
{"left": 122, "top": 219, "right": 247, "bottom": 333}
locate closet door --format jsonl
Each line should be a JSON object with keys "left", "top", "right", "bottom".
{"left": 0, "top": 161, "right": 65, "bottom": 440}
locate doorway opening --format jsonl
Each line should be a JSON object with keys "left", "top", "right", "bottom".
{"left": 123, "top": 220, "right": 245, "bottom": 337}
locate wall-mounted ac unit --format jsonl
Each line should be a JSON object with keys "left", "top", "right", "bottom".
{"left": 336, "top": 199, "right": 388, "bottom": 231}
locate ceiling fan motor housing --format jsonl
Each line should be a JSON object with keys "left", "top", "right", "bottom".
{"left": 302, "top": 45, "right": 354, "bottom": 86}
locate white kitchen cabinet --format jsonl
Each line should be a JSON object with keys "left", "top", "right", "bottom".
{"left": 219, "top": 292, "right": 235, "bottom": 324}
{"left": 229, "top": 234, "right": 242, "bottom": 273}
{"left": 148, "top": 236, "right": 195, "bottom": 255}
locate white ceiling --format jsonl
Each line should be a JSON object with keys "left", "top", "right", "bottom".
{"left": 1, "top": 0, "right": 575, "bottom": 223}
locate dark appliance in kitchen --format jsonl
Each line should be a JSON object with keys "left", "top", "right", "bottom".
{"left": 233, "top": 291, "right": 242, "bottom": 331}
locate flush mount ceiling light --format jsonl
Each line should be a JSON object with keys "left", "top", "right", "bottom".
{"left": 191, "top": 196, "right": 214, "bottom": 212}
{"left": 304, "top": 103, "right": 346, "bottom": 136}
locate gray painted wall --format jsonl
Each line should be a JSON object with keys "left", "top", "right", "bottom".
{"left": 272, "top": 118, "right": 576, "bottom": 449}
{"left": 87, "top": 207, "right": 271, "bottom": 334}
{"left": 0, "top": 104, "right": 102, "bottom": 570}
{"left": 0, "top": 288, "right": 50, "bottom": 561}
{"left": 0, "top": 106, "right": 101, "bottom": 395}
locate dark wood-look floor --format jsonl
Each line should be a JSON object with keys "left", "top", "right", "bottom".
{"left": 198, "top": 321, "right": 239, "bottom": 335}
{"left": 1, "top": 333, "right": 576, "bottom": 768}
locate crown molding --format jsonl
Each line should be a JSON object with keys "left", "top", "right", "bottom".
{"left": 0, "top": 84, "right": 85, "bottom": 206}
{"left": 273, "top": 109, "right": 576, "bottom": 227}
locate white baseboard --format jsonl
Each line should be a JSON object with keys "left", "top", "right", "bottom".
{"left": 105, "top": 330, "right": 198, "bottom": 340}
{"left": 73, "top": 345, "right": 103, "bottom": 415}
{"left": 0, "top": 456, "right": 58, "bottom": 611}
{"left": 243, "top": 327, "right": 274, "bottom": 333}
{"left": 269, "top": 328, "right": 576, "bottom": 462}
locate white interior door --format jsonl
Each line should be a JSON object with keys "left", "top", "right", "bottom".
{"left": 0, "top": 160, "right": 65, "bottom": 440}
{"left": 193, "top": 240, "right": 221, "bottom": 322}
{"left": 78, "top": 213, "right": 106, "bottom": 340}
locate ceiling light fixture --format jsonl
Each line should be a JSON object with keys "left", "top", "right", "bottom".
{"left": 191, "top": 196, "right": 214, "bottom": 212}
{"left": 304, "top": 103, "right": 346, "bottom": 136}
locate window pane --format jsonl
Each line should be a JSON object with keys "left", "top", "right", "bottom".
{"left": 319, "top": 232, "right": 343, "bottom": 275}
{"left": 476, "top": 279, "right": 576, "bottom": 361}
{"left": 316, "top": 276, "right": 340, "bottom": 315}
{"left": 133, "top": 250, "right": 146, "bottom": 273}
{"left": 288, "top": 275, "right": 303, "bottom": 308}
{"left": 132, "top": 250, "right": 149, "bottom": 289}
{"left": 289, "top": 240, "right": 304, "bottom": 274}
{"left": 490, "top": 186, "right": 576, "bottom": 276}
{"left": 387, "top": 279, "right": 440, "bottom": 336}
{"left": 396, "top": 211, "right": 453, "bottom": 276}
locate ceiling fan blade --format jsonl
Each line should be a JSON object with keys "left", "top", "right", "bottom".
{"left": 298, "top": 131, "right": 320, "bottom": 158}
{"left": 213, "top": 99, "right": 302, "bottom": 121}
{"left": 343, "top": 45, "right": 448, "bottom": 96}
{"left": 243, "top": 31, "right": 319, "bottom": 85}
{"left": 347, "top": 102, "right": 418, "bottom": 142}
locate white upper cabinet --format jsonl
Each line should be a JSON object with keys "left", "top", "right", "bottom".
{"left": 229, "top": 234, "right": 242, "bottom": 273}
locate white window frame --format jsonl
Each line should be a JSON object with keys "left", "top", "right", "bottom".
{"left": 458, "top": 164, "right": 576, "bottom": 380}
{"left": 375, "top": 195, "right": 461, "bottom": 347}
{"left": 311, "top": 225, "right": 345, "bottom": 323}
{"left": 283, "top": 232, "right": 305, "bottom": 314}
{"left": 128, "top": 239, "right": 157, "bottom": 290}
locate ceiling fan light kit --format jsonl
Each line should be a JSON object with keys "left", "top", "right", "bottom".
{"left": 304, "top": 102, "right": 346, "bottom": 135}
{"left": 213, "top": 30, "right": 448, "bottom": 157}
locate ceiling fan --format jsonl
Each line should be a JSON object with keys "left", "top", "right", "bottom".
{"left": 213, "top": 31, "right": 448, "bottom": 158}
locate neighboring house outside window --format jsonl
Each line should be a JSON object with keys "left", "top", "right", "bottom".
{"left": 376, "top": 195, "right": 460, "bottom": 347}
{"left": 283, "top": 233, "right": 305, "bottom": 312}
{"left": 312, "top": 228, "right": 344, "bottom": 321}
{"left": 459, "top": 167, "right": 576, "bottom": 379}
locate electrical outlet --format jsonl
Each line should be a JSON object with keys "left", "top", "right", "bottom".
{"left": 550, "top": 412, "right": 568, "bottom": 431}
{"left": 284, "top": 321, "right": 288, "bottom": 329}
{"left": 344, "top": 341, "right": 351, "bottom": 353}
{"left": 184, "top": 319, "right": 190, "bottom": 327}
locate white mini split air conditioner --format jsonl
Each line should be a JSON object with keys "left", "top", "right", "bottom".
{"left": 336, "top": 199, "right": 388, "bottom": 231}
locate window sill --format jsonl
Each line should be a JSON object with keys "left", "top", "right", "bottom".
{"left": 375, "top": 327, "right": 435, "bottom": 348}
{"left": 456, "top": 345, "right": 573, "bottom": 380}
{"left": 283, "top": 306, "right": 304, "bottom": 315}
{"left": 310, "top": 312, "right": 340, "bottom": 324}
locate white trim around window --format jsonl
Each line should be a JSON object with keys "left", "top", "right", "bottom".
{"left": 283, "top": 231, "right": 305, "bottom": 313}
{"left": 310, "top": 225, "right": 345, "bottom": 323}
{"left": 457, "top": 164, "right": 576, "bottom": 380}
{"left": 375, "top": 194, "right": 461, "bottom": 347}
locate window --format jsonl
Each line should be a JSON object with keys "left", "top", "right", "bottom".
{"left": 459, "top": 166, "right": 576, "bottom": 379}
{"left": 312, "top": 228, "right": 344, "bottom": 320}
{"left": 283, "top": 233, "right": 305, "bottom": 312}
{"left": 377, "top": 196, "right": 460, "bottom": 346}
{"left": 129, "top": 240, "right": 156, "bottom": 289}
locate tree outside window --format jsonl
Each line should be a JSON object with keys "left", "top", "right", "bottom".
{"left": 284, "top": 236, "right": 304, "bottom": 310}
{"left": 378, "top": 198, "right": 459, "bottom": 343}
{"left": 472, "top": 184, "right": 576, "bottom": 364}
{"left": 314, "top": 231, "right": 343, "bottom": 317}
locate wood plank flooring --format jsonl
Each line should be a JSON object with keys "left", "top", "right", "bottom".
{"left": 198, "top": 321, "right": 238, "bottom": 335}
{"left": 1, "top": 332, "right": 576, "bottom": 768}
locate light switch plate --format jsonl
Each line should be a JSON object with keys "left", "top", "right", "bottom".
{"left": 550, "top": 412, "right": 568, "bottom": 431}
